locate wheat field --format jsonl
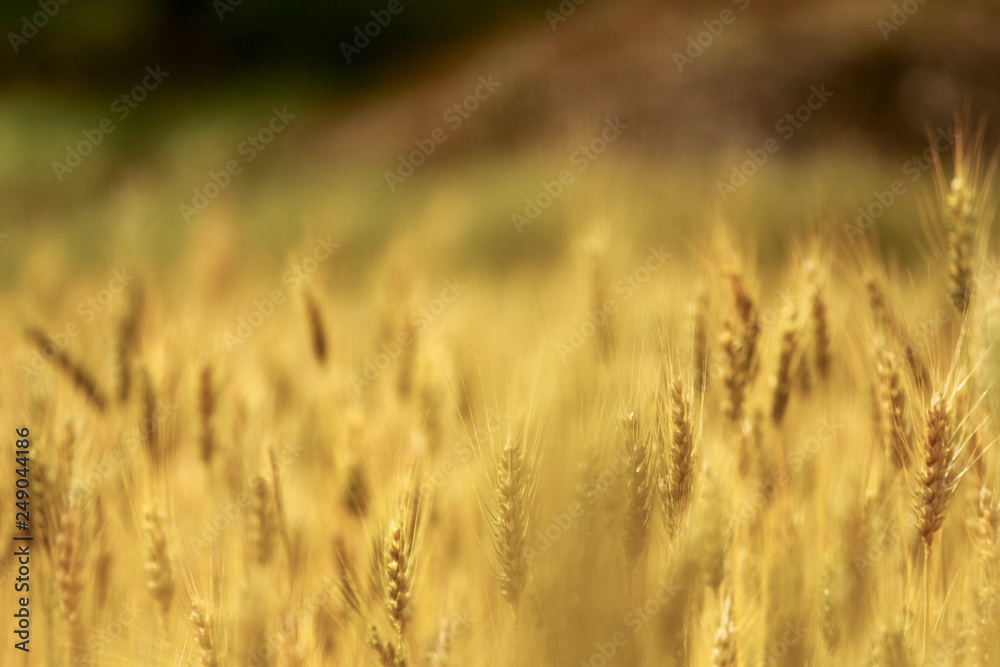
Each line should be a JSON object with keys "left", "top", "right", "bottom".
{"left": 2, "top": 120, "right": 1000, "bottom": 667}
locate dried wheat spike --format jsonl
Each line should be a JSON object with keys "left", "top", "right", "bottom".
{"left": 770, "top": 306, "right": 798, "bottom": 423}
{"left": 712, "top": 590, "right": 737, "bottom": 667}
{"left": 622, "top": 410, "right": 653, "bottom": 577}
{"left": 56, "top": 507, "right": 82, "bottom": 633}
{"left": 491, "top": 436, "right": 529, "bottom": 612}
{"left": 720, "top": 269, "right": 759, "bottom": 423}
{"left": 819, "top": 565, "right": 840, "bottom": 653}
{"left": 344, "top": 461, "right": 370, "bottom": 517}
{"left": 977, "top": 485, "right": 1000, "bottom": 568}
{"left": 384, "top": 518, "right": 411, "bottom": 637}
{"left": 809, "top": 275, "right": 831, "bottom": 381}
{"left": 865, "top": 277, "right": 927, "bottom": 388}
{"left": 720, "top": 322, "right": 745, "bottom": 423}
{"left": 25, "top": 327, "right": 107, "bottom": 411}
{"left": 914, "top": 393, "right": 960, "bottom": 551}
{"left": 249, "top": 475, "right": 275, "bottom": 566}
{"left": 111, "top": 288, "right": 140, "bottom": 403}
{"left": 946, "top": 175, "right": 975, "bottom": 314}
{"left": 199, "top": 363, "right": 215, "bottom": 463}
{"left": 666, "top": 376, "right": 695, "bottom": 542}
{"left": 140, "top": 367, "right": 159, "bottom": 460}
{"left": 93, "top": 498, "right": 112, "bottom": 607}
{"left": 56, "top": 502, "right": 85, "bottom": 663}
{"left": 269, "top": 447, "right": 295, "bottom": 572}
{"left": 190, "top": 599, "right": 219, "bottom": 667}
{"left": 143, "top": 506, "right": 175, "bottom": 621}
{"left": 693, "top": 289, "right": 710, "bottom": 394}
{"left": 876, "top": 348, "right": 911, "bottom": 471}
{"left": 302, "top": 287, "right": 328, "bottom": 364}
{"left": 385, "top": 492, "right": 420, "bottom": 665}
{"left": 871, "top": 620, "right": 914, "bottom": 667}
{"left": 368, "top": 624, "right": 397, "bottom": 667}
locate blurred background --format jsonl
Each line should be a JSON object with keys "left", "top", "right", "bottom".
{"left": 2, "top": 0, "right": 1000, "bottom": 286}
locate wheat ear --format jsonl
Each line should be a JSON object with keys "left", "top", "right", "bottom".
{"left": 143, "top": 506, "right": 175, "bottom": 625}
{"left": 915, "top": 392, "right": 960, "bottom": 551}
{"left": 249, "top": 474, "right": 275, "bottom": 566}
{"left": 302, "top": 286, "right": 328, "bottom": 364}
{"left": 25, "top": 327, "right": 107, "bottom": 411}
{"left": 190, "top": 599, "right": 219, "bottom": 667}
{"left": 57, "top": 499, "right": 86, "bottom": 665}
{"left": 491, "top": 436, "right": 529, "bottom": 616}
{"left": 770, "top": 305, "right": 798, "bottom": 423}
{"left": 385, "top": 492, "right": 420, "bottom": 666}
{"left": 199, "top": 362, "right": 215, "bottom": 464}
{"left": 808, "top": 267, "right": 831, "bottom": 381}
{"left": 622, "top": 409, "right": 653, "bottom": 581}
{"left": 712, "top": 590, "right": 737, "bottom": 667}
{"left": 876, "top": 347, "right": 911, "bottom": 471}
{"left": 666, "top": 376, "right": 695, "bottom": 542}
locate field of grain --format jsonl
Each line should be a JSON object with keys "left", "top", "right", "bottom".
{"left": 2, "top": 107, "right": 999, "bottom": 667}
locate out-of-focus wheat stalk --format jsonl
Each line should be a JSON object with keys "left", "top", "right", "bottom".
{"left": 143, "top": 506, "right": 175, "bottom": 626}
{"left": 25, "top": 327, "right": 107, "bottom": 411}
